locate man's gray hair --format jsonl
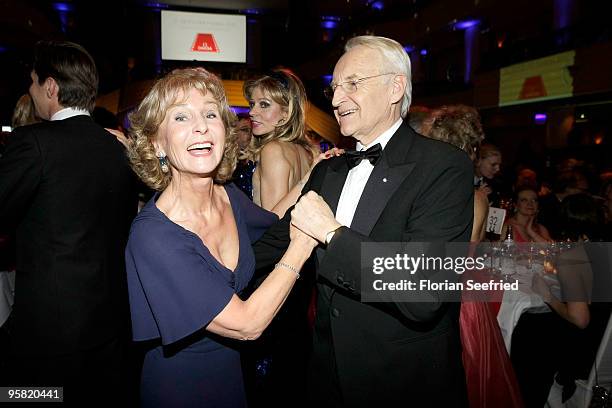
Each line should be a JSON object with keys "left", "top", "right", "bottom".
{"left": 345, "top": 35, "right": 412, "bottom": 118}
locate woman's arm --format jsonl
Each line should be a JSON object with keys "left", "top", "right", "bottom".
{"left": 526, "top": 218, "right": 552, "bottom": 242}
{"left": 206, "top": 225, "right": 317, "bottom": 340}
{"left": 533, "top": 274, "right": 589, "bottom": 328}
{"left": 546, "top": 299, "right": 590, "bottom": 329}
{"left": 471, "top": 189, "right": 489, "bottom": 243}
{"left": 532, "top": 246, "right": 591, "bottom": 329}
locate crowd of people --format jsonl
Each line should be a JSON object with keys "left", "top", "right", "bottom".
{"left": 0, "top": 35, "right": 610, "bottom": 408}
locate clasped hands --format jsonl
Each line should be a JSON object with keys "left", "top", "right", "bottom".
{"left": 290, "top": 191, "right": 342, "bottom": 248}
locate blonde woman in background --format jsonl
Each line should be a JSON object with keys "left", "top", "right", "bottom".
{"left": 11, "top": 94, "right": 41, "bottom": 128}
{"left": 244, "top": 69, "right": 320, "bottom": 213}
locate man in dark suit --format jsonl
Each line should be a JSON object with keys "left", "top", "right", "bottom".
{"left": 0, "top": 41, "right": 137, "bottom": 401}
{"left": 254, "top": 36, "right": 473, "bottom": 407}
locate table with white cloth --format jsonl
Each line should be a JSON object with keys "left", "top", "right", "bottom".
{"left": 496, "top": 262, "right": 560, "bottom": 353}
{"left": 481, "top": 253, "right": 560, "bottom": 353}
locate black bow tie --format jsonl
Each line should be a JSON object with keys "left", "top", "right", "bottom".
{"left": 345, "top": 143, "right": 383, "bottom": 169}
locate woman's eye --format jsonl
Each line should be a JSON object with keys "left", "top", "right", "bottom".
{"left": 259, "top": 101, "right": 270, "bottom": 109}
{"left": 206, "top": 112, "right": 218, "bottom": 119}
{"left": 174, "top": 114, "right": 187, "bottom": 122}
{"left": 248, "top": 101, "right": 255, "bottom": 109}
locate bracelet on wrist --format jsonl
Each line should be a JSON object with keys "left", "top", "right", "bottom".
{"left": 275, "top": 261, "right": 300, "bottom": 279}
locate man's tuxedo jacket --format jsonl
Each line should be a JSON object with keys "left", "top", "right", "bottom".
{"left": 0, "top": 116, "right": 138, "bottom": 355}
{"left": 254, "top": 123, "right": 473, "bottom": 407}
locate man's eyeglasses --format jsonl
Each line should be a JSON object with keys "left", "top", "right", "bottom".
{"left": 323, "top": 73, "right": 397, "bottom": 100}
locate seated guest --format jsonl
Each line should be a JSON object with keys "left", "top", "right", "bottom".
{"left": 500, "top": 187, "right": 552, "bottom": 243}
{"left": 125, "top": 67, "right": 317, "bottom": 407}
{"left": 552, "top": 193, "right": 611, "bottom": 400}
{"left": 513, "top": 193, "right": 598, "bottom": 407}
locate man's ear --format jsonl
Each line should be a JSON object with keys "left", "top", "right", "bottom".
{"left": 390, "top": 74, "right": 407, "bottom": 105}
{"left": 46, "top": 77, "right": 59, "bottom": 100}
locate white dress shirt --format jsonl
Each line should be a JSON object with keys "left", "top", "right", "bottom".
{"left": 50, "top": 107, "right": 91, "bottom": 121}
{"left": 335, "top": 119, "right": 403, "bottom": 227}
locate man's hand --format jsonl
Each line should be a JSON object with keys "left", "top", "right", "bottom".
{"left": 291, "top": 191, "right": 342, "bottom": 244}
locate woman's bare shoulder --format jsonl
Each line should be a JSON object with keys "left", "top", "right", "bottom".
{"left": 260, "top": 140, "right": 291, "bottom": 159}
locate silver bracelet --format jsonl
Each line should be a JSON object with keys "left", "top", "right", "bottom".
{"left": 275, "top": 261, "right": 300, "bottom": 279}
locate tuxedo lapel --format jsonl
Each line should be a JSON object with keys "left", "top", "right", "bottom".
{"left": 314, "top": 157, "right": 348, "bottom": 267}
{"left": 318, "top": 157, "right": 349, "bottom": 214}
{"left": 350, "top": 124, "right": 416, "bottom": 236}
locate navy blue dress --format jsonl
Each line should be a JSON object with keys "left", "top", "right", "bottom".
{"left": 125, "top": 184, "right": 277, "bottom": 407}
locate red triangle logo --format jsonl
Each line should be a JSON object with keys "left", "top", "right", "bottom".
{"left": 519, "top": 76, "right": 547, "bottom": 99}
{"left": 191, "top": 33, "right": 220, "bottom": 53}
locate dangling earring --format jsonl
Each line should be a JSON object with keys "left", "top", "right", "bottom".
{"left": 157, "top": 152, "right": 169, "bottom": 173}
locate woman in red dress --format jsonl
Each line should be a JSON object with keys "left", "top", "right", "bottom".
{"left": 500, "top": 187, "right": 552, "bottom": 243}
{"left": 423, "top": 105, "right": 524, "bottom": 408}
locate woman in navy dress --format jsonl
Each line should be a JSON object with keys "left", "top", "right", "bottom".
{"left": 124, "top": 68, "right": 317, "bottom": 407}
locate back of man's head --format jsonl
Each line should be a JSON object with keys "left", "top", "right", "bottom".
{"left": 33, "top": 40, "right": 99, "bottom": 112}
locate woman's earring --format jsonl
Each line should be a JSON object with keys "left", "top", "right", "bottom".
{"left": 157, "top": 152, "right": 169, "bottom": 173}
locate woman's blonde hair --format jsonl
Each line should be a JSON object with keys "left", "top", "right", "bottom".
{"left": 423, "top": 105, "right": 484, "bottom": 158}
{"left": 243, "top": 68, "right": 314, "bottom": 158}
{"left": 12, "top": 94, "right": 41, "bottom": 128}
{"left": 128, "top": 68, "right": 238, "bottom": 191}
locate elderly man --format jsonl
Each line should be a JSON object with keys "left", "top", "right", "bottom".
{"left": 254, "top": 36, "right": 472, "bottom": 406}
{"left": 0, "top": 41, "right": 137, "bottom": 401}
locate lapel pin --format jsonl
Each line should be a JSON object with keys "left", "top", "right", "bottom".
{"left": 383, "top": 177, "right": 388, "bottom": 183}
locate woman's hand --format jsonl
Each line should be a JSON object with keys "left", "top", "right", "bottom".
{"left": 477, "top": 182, "right": 492, "bottom": 197}
{"left": 105, "top": 128, "right": 130, "bottom": 148}
{"left": 300, "top": 147, "right": 345, "bottom": 188}
{"left": 524, "top": 216, "right": 552, "bottom": 243}
{"left": 290, "top": 223, "right": 318, "bottom": 251}
{"left": 312, "top": 147, "right": 345, "bottom": 167}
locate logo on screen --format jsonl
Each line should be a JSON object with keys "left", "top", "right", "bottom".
{"left": 191, "top": 34, "right": 220, "bottom": 53}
